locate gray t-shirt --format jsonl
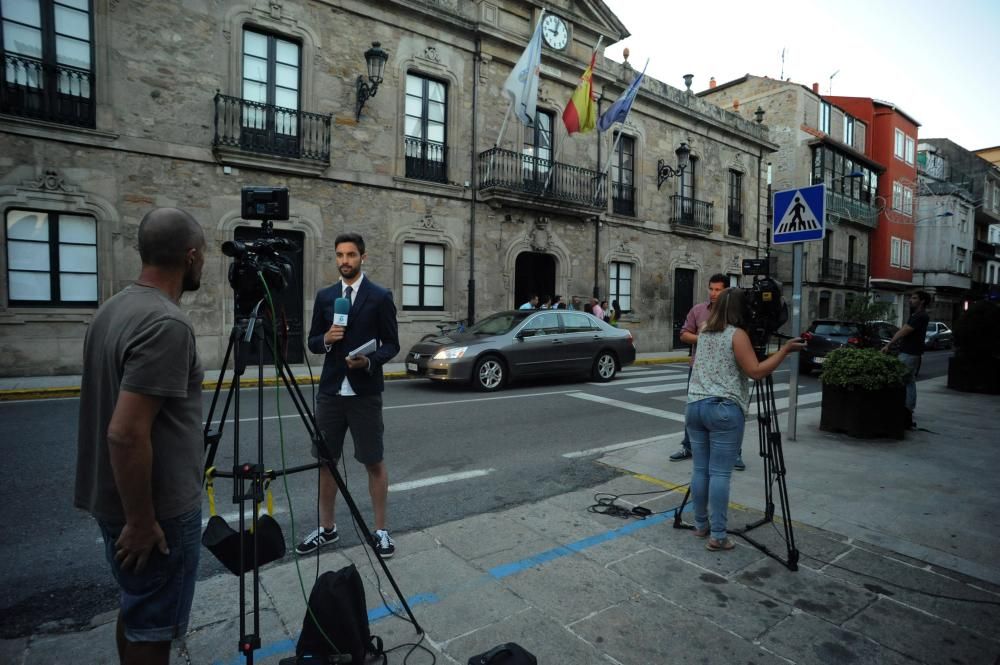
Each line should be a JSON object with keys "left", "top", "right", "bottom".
{"left": 75, "top": 284, "right": 204, "bottom": 523}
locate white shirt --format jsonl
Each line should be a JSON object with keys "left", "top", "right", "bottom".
{"left": 329, "top": 274, "right": 365, "bottom": 396}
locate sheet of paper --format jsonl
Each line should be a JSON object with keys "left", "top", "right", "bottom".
{"left": 348, "top": 338, "right": 377, "bottom": 358}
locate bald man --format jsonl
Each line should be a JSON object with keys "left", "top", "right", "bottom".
{"left": 76, "top": 208, "right": 206, "bottom": 665}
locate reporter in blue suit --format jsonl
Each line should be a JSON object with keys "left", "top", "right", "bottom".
{"left": 296, "top": 233, "right": 400, "bottom": 557}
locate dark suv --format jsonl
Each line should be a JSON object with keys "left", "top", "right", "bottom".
{"left": 799, "top": 319, "right": 898, "bottom": 374}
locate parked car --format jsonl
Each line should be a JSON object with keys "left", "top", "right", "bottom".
{"left": 925, "top": 321, "right": 953, "bottom": 350}
{"left": 799, "top": 319, "right": 896, "bottom": 374}
{"left": 405, "top": 309, "right": 636, "bottom": 391}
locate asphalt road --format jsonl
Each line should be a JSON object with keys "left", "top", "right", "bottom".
{"left": 0, "top": 350, "right": 951, "bottom": 637}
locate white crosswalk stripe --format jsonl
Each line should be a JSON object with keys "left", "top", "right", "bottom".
{"left": 566, "top": 392, "right": 688, "bottom": 421}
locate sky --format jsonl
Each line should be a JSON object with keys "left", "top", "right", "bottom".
{"left": 601, "top": 0, "right": 1000, "bottom": 150}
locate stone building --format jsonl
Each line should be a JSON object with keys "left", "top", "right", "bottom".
{"left": 0, "top": 0, "right": 774, "bottom": 377}
{"left": 918, "top": 139, "right": 1000, "bottom": 310}
{"left": 699, "top": 76, "right": 884, "bottom": 326}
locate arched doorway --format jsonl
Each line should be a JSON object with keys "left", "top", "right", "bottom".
{"left": 514, "top": 252, "right": 556, "bottom": 309}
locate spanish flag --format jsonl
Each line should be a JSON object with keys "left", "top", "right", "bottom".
{"left": 562, "top": 51, "right": 597, "bottom": 135}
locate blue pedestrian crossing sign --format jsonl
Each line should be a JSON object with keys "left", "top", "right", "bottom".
{"left": 773, "top": 184, "right": 826, "bottom": 244}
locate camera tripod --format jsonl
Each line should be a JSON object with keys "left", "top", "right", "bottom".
{"left": 203, "top": 297, "right": 422, "bottom": 664}
{"left": 672, "top": 349, "right": 799, "bottom": 571}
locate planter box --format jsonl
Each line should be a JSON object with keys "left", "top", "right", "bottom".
{"left": 820, "top": 384, "right": 908, "bottom": 439}
{"left": 948, "top": 355, "right": 1000, "bottom": 394}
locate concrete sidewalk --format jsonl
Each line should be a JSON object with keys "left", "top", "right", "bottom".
{"left": 3, "top": 375, "right": 999, "bottom": 664}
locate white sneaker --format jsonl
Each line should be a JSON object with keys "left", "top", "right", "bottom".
{"left": 295, "top": 525, "right": 339, "bottom": 555}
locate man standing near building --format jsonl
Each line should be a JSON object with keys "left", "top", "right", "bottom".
{"left": 882, "top": 291, "right": 931, "bottom": 427}
{"left": 591, "top": 297, "right": 605, "bottom": 320}
{"left": 670, "top": 273, "right": 745, "bottom": 470}
{"left": 296, "top": 233, "right": 400, "bottom": 558}
{"left": 75, "top": 208, "right": 206, "bottom": 665}
{"left": 519, "top": 294, "right": 539, "bottom": 310}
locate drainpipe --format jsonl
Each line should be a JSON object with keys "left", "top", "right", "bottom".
{"left": 468, "top": 34, "right": 480, "bottom": 325}
{"left": 756, "top": 151, "right": 763, "bottom": 259}
{"left": 593, "top": 89, "right": 604, "bottom": 299}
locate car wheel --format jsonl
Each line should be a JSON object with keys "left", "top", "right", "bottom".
{"left": 592, "top": 351, "right": 618, "bottom": 382}
{"left": 473, "top": 355, "right": 505, "bottom": 392}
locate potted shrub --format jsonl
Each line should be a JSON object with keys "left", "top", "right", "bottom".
{"left": 948, "top": 300, "right": 1000, "bottom": 394}
{"left": 819, "top": 347, "right": 910, "bottom": 439}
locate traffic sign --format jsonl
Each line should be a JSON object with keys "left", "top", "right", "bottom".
{"left": 773, "top": 184, "right": 826, "bottom": 244}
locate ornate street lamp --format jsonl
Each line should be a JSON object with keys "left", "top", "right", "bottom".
{"left": 356, "top": 41, "right": 389, "bottom": 120}
{"left": 656, "top": 142, "right": 690, "bottom": 190}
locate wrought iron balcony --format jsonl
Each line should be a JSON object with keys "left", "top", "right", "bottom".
{"left": 477, "top": 147, "right": 607, "bottom": 213}
{"left": 0, "top": 54, "right": 94, "bottom": 127}
{"left": 974, "top": 239, "right": 998, "bottom": 259}
{"left": 404, "top": 136, "right": 448, "bottom": 183}
{"left": 612, "top": 183, "right": 635, "bottom": 216}
{"left": 845, "top": 261, "right": 867, "bottom": 286}
{"left": 826, "top": 189, "right": 877, "bottom": 229}
{"left": 819, "top": 257, "right": 844, "bottom": 282}
{"left": 727, "top": 208, "right": 743, "bottom": 237}
{"left": 213, "top": 92, "right": 331, "bottom": 162}
{"left": 669, "top": 195, "right": 714, "bottom": 233}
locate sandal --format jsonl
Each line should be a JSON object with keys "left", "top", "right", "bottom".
{"left": 706, "top": 538, "right": 735, "bottom": 551}
{"left": 693, "top": 526, "right": 710, "bottom": 538}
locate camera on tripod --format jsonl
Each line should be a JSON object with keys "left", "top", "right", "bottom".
{"left": 222, "top": 187, "right": 297, "bottom": 317}
{"left": 741, "top": 258, "right": 788, "bottom": 351}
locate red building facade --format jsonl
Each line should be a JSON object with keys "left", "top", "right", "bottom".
{"left": 826, "top": 96, "right": 920, "bottom": 319}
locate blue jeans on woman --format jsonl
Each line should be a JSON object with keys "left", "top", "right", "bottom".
{"left": 686, "top": 397, "right": 745, "bottom": 541}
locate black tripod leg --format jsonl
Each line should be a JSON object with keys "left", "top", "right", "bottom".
{"left": 672, "top": 486, "right": 694, "bottom": 530}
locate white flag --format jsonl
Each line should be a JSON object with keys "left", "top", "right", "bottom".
{"left": 504, "top": 10, "right": 546, "bottom": 126}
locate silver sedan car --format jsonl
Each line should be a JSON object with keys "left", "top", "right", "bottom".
{"left": 405, "top": 309, "right": 637, "bottom": 391}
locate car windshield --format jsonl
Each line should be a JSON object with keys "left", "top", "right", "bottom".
{"left": 814, "top": 323, "right": 859, "bottom": 336}
{"left": 467, "top": 311, "right": 529, "bottom": 335}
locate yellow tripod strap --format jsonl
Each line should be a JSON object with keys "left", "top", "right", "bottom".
{"left": 204, "top": 466, "right": 218, "bottom": 517}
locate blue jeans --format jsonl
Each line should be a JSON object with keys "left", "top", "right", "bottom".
{"left": 686, "top": 398, "right": 746, "bottom": 541}
{"left": 98, "top": 507, "right": 202, "bottom": 642}
{"left": 683, "top": 367, "right": 742, "bottom": 461}
{"left": 897, "top": 352, "right": 921, "bottom": 412}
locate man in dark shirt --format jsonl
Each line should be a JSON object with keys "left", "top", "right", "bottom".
{"left": 883, "top": 290, "right": 931, "bottom": 427}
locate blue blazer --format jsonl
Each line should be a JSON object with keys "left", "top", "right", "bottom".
{"left": 307, "top": 277, "right": 399, "bottom": 397}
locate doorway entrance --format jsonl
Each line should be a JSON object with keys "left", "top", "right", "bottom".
{"left": 233, "top": 225, "right": 305, "bottom": 364}
{"left": 673, "top": 268, "right": 696, "bottom": 348}
{"left": 514, "top": 252, "right": 556, "bottom": 309}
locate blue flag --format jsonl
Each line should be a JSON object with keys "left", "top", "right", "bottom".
{"left": 597, "top": 63, "right": 647, "bottom": 132}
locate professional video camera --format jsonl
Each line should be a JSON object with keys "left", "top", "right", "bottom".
{"left": 222, "top": 187, "right": 297, "bottom": 317}
{"left": 740, "top": 258, "right": 788, "bottom": 351}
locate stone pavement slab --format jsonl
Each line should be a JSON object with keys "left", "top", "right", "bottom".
{"left": 760, "top": 611, "right": 915, "bottom": 665}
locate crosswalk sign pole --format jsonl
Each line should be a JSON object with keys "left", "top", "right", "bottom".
{"left": 787, "top": 243, "right": 803, "bottom": 441}
{"left": 772, "top": 182, "right": 826, "bottom": 442}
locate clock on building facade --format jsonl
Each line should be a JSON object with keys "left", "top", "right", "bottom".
{"left": 541, "top": 14, "right": 569, "bottom": 50}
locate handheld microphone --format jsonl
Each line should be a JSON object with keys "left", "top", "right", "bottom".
{"left": 333, "top": 296, "right": 350, "bottom": 327}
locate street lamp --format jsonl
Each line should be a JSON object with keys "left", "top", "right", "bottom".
{"left": 656, "top": 142, "right": 690, "bottom": 190}
{"left": 356, "top": 41, "right": 389, "bottom": 120}
{"left": 913, "top": 211, "right": 954, "bottom": 225}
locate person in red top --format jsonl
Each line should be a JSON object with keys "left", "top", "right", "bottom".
{"left": 669, "top": 273, "right": 745, "bottom": 471}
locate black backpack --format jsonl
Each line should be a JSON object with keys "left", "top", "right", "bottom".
{"left": 468, "top": 642, "right": 537, "bottom": 665}
{"left": 295, "top": 564, "right": 385, "bottom": 664}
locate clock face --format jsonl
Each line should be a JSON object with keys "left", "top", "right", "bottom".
{"left": 541, "top": 15, "right": 569, "bottom": 50}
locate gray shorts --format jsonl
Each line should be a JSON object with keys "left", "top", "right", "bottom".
{"left": 313, "top": 393, "right": 384, "bottom": 465}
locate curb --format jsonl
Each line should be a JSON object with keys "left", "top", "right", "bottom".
{"left": 0, "top": 356, "right": 686, "bottom": 402}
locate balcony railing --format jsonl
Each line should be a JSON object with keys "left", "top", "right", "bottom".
{"left": 213, "top": 92, "right": 331, "bottom": 162}
{"left": 669, "top": 195, "right": 714, "bottom": 233}
{"left": 477, "top": 147, "right": 607, "bottom": 209}
{"left": 612, "top": 183, "right": 635, "bottom": 216}
{"left": 845, "top": 261, "right": 867, "bottom": 286}
{"left": 727, "top": 208, "right": 743, "bottom": 237}
{"left": 404, "top": 136, "right": 448, "bottom": 183}
{"left": 820, "top": 257, "right": 844, "bottom": 281}
{"left": 1, "top": 54, "right": 94, "bottom": 127}
{"left": 826, "top": 189, "right": 877, "bottom": 228}
{"left": 974, "top": 239, "right": 998, "bottom": 259}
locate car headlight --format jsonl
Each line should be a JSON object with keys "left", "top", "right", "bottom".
{"left": 433, "top": 346, "right": 468, "bottom": 360}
